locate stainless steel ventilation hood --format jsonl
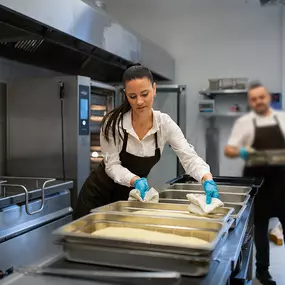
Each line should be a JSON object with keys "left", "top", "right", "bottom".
{"left": 0, "top": 0, "right": 175, "bottom": 82}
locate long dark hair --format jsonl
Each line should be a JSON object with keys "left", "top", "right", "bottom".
{"left": 101, "top": 63, "right": 154, "bottom": 145}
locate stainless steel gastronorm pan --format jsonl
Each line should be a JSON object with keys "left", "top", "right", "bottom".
{"left": 247, "top": 149, "right": 285, "bottom": 166}
{"left": 92, "top": 201, "right": 234, "bottom": 223}
{"left": 53, "top": 212, "right": 229, "bottom": 256}
{"left": 225, "top": 203, "right": 247, "bottom": 227}
{"left": 59, "top": 236, "right": 227, "bottom": 277}
{"left": 156, "top": 198, "right": 247, "bottom": 227}
{"left": 166, "top": 183, "right": 251, "bottom": 194}
{"left": 159, "top": 190, "right": 250, "bottom": 205}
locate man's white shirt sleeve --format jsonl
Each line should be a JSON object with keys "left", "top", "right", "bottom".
{"left": 227, "top": 119, "right": 246, "bottom": 148}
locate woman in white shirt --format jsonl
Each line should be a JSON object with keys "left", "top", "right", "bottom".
{"left": 73, "top": 64, "right": 219, "bottom": 219}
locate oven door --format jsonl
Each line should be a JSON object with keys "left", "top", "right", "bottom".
{"left": 90, "top": 81, "right": 118, "bottom": 170}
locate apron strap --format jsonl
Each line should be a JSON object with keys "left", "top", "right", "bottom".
{"left": 273, "top": 115, "right": 280, "bottom": 125}
{"left": 253, "top": 118, "right": 257, "bottom": 128}
{"left": 154, "top": 132, "right": 158, "bottom": 149}
{"left": 122, "top": 130, "right": 128, "bottom": 152}
{"left": 273, "top": 115, "right": 285, "bottom": 143}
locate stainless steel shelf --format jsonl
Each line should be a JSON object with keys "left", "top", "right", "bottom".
{"left": 199, "top": 89, "right": 247, "bottom": 96}
{"left": 200, "top": 112, "right": 247, "bottom": 117}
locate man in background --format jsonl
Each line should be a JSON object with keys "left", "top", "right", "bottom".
{"left": 224, "top": 81, "right": 285, "bottom": 285}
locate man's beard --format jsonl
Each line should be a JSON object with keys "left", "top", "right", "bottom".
{"left": 254, "top": 105, "right": 269, "bottom": 115}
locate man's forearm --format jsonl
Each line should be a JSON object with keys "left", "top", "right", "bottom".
{"left": 224, "top": 145, "right": 240, "bottom": 158}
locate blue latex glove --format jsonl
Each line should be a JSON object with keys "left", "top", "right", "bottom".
{"left": 239, "top": 147, "right": 249, "bottom": 160}
{"left": 203, "top": 180, "right": 220, "bottom": 205}
{"left": 134, "top": 178, "right": 149, "bottom": 200}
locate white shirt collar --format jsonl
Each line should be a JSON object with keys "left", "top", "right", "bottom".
{"left": 250, "top": 108, "right": 277, "bottom": 119}
{"left": 122, "top": 109, "right": 161, "bottom": 139}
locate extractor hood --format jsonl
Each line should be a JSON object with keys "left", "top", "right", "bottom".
{"left": 0, "top": 0, "right": 175, "bottom": 82}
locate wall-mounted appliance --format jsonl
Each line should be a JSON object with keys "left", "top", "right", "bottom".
{"left": 198, "top": 100, "right": 215, "bottom": 114}
{"left": 270, "top": 93, "right": 282, "bottom": 110}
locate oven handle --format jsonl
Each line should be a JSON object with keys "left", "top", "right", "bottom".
{"left": 1, "top": 178, "right": 55, "bottom": 215}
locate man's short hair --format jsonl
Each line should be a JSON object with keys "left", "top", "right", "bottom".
{"left": 247, "top": 80, "right": 264, "bottom": 93}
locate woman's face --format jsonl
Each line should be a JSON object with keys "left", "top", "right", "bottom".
{"left": 124, "top": 77, "right": 156, "bottom": 116}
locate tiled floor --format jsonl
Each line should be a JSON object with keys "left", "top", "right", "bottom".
{"left": 252, "top": 241, "right": 285, "bottom": 284}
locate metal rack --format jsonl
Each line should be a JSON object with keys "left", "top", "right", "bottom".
{"left": 0, "top": 176, "right": 73, "bottom": 272}
{"left": 198, "top": 80, "right": 249, "bottom": 176}
{"left": 89, "top": 82, "right": 117, "bottom": 170}
{"left": 0, "top": 176, "right": 56, "bottom": 215}
{"left": 0, "top": 176, "right": 73, "bottom": 211}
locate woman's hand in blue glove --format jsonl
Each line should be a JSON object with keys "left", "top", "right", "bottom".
{"left": 134, "top": 178, "right": 149, "bottom": 200}
{"left": 203, "top": 180, "right": 220, "bottom": 204}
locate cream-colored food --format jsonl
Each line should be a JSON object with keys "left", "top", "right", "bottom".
{"left": 91, "top": 227, "right": 209, "bottom": 247}
{"left": 132, "top": 210, "right": 210, "bottom": 219}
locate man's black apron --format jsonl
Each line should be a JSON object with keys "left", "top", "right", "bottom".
{"left": 73, "top": 130, "right": 161, "bottom": 219}
{"left": 243, "top": 115, "right": 285, "bottom": 273}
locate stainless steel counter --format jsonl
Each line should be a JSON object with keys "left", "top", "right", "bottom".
{"left": 0, "top": 198, "right": 254, "bottom": 285}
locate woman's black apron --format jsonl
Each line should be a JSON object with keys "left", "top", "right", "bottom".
{"left": 73, "top": 130, "right": 161, "bottom": 219}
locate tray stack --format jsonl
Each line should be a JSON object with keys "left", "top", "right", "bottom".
{"left": 53, "top": 179, "right": 253, "bottom": 276}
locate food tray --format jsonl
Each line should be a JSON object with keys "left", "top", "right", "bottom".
{"left": 59, "top": 232, "right": 229, "bottom": 277}
{"left": 54, "top": 213, "right": 233, "bottom": 277}
{"left": 155, "top": 198, "right": 246, "bottom": 228}
{"left": 247, "top": 149, "right": 285, "bottom": 166}
{"left": 92, "top": 201, "right": 234, "bottom": 223}
{"left": 53, "top": 212, "right": 230, "bottom": 257}
{"left": 166, "top": 183, "right": 251, "bottom": 194}
{"left": 159, "top": 190, "right": 250, "bottom": 205}
{"left": 167, "top": 175, "right": 263, "bottom": 189}
{"left": 225, "top": 203, "right": 247, "bottom": 228}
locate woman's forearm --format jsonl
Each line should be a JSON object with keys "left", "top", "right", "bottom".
{"left": 130, "top": 176, "right": 140, "bottom": 187}
{"left": 201, "top": 173, "right": 213, "bottom": 183}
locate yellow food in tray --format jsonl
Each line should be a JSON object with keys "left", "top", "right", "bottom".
{"left": 91, "top": 227, "right": 209, "bottom": 247}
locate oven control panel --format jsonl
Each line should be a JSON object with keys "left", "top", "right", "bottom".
{"left": 79, "top": 85, "right": 90, "bottom": 135}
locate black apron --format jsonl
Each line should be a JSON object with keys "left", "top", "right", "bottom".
{"left": 243, "top": 115, "right": 285, "bottom": 219}
{"left": 73, "top": 130, "right": 161, "bottom": 219}
{"left": 243, "top": 115, "right": 285, "bottom": 273}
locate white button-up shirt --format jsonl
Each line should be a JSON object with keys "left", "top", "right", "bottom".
{"left": 100, "top": 110, "right": 210, "bottom": 187}
{"left": 228, "top": 109, "right": 285, "bottom": 148}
